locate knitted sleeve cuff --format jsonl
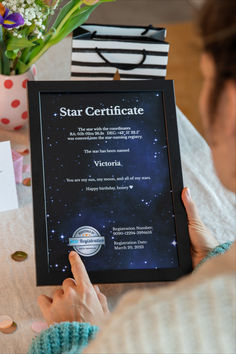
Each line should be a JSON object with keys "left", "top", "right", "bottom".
{"left": 196, "top": 242, "right": 233, "bottom": 270}
{"left": 28, "top": 322, "right": 99, "bottom": 354}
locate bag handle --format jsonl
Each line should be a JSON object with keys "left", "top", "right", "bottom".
{"left": 141, "top": 24, "right": 154, "bottom": 35}
{"left": 95, "top": 47, "right": 147, "bottom": 71}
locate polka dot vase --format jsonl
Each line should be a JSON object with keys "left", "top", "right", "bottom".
{"left": 0, "top": 65, "right": 36, "bottom": 131}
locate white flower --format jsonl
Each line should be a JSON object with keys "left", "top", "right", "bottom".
{"left": 3, "top": 0, "right": 60, "bottom": 39}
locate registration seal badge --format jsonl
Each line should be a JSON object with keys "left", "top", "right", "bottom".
{"left": 69, "top": 226, "right": 105, "bottom": 257}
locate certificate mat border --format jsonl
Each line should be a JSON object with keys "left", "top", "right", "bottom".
{"left": 28, "top": 80, "right": 192, "bottom": 286}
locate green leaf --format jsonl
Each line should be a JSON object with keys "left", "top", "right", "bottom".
{"left": 51, "top": 4, "right": 99, "bottom": 45}
{"left": 7, "top": 37, "right": 35, "bottom": 51}
{"left": 52, "top": 0, "right": 114, "bottom": 31}
{"left": 5, "top": 49, "right": 19, "bottom": 60}
{"left": 20, "top": 34, "right": 51, "bottom": 64}
{"left": 29, "top": 37, "right": 52, "bottom": 60}
{"left": 22, "top": 44, "right": 44, "bottom": 65}
{"left": 22, "top": 39, "right": 43, "bottom": 60}
{"left": 20, "top": 46, "right": 32, "bottom": 63}
{"left": 95, "top": 0, "right": 116, "bottom": 3}
{"left": 0, "top": 27, "right": 10, "bottom": 75}
{"left": 19, "top": 23, "right": 36, "bottom": 38}
{"left": 15, "top": 60, "right": 28, "bottom": 75}
{"left": 53, "top": 0, "right": 81, "bottom": 30}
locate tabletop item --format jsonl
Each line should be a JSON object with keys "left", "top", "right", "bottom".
{"left": 0, "top": 140, "right": 18, "bottom": 212}
{"left": 19, "top": 148, "right": 30, "bottom": 156}
{"left": 22, "top": 177, "right": 31, "bottom": 186}
{"left": 0, "top": 315, "right": 13, "bottom": 330}
{"left": 0, "top": 322, "right": 17, "bottom": 334}
{"left": 79, "top": 24, "right": 167, "bottom": 41}
{"left": 71, "top": 24, "right": 169, "bottom": 81}
{"left": 0, "top": 66, "right": 35, "bottom": 131}
{"left": 28, "top": 80, "right": 192, "bottom": 285}
{"left": 12, "top": 149, "right": 23, "bottom": 182}
{"left": 12, "top": 149, "right": 30, "bottom": 182}
{"left": 0, "top": 1, "right": 112, "bottom": 76}
{"left": 11, "top": 250, "right": 28, "bottom": 262}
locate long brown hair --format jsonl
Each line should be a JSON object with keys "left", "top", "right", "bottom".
{"left": 198, "top": 0, "right": 236, "bottom": 117}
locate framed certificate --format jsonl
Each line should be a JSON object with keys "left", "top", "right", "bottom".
{"left": 28, "top": 80, "right": 192, "bottom": 286}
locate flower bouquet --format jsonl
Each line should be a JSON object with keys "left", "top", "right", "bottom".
{"left": 0, "top": 0, "right": 113, "bottom": 130}
{"left": 0, "top": 0, "right": 113, "bottom": 75}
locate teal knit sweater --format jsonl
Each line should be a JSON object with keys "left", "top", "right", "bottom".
{"left": 28, "top": 242, "right": 232, "bottom": 354}
{"left": 28, "top": 322, "right": 99, "bottom": 354}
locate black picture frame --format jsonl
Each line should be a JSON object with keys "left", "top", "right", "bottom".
{"left": 28, "top": 79, "right": 192, "bottom": 286}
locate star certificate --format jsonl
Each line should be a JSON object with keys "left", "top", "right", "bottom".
{"left": 28, "top": 80, "right": 192, "bottom": 285}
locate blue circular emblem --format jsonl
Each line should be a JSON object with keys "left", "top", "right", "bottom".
{"left": 69, "top": 226, "right": 105, "bottom": 257}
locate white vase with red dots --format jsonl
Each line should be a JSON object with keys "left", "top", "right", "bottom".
{"left": 0, "top": 65, "right": 37, "bottom": 131}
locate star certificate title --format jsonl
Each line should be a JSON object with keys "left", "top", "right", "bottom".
{"left": 59, "top": 105, "right": 145, "bottom": 117}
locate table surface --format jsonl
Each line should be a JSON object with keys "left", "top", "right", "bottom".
{"left": 0, "top": 23, "right": 235, "bottom": 354}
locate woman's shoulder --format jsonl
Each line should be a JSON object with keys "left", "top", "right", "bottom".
{"left": 84, "top": 273, "right": 235, "bottom": 354}
{"left": 114, "top": 271, "right": 235, "bottom": 315}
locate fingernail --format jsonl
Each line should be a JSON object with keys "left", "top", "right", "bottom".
{"left": 185, "top": 187, "right": 191, "bottom": 200}
{"left": 94, "top": 285, "right": 100, "bottom": 291}
{"left": 69, "top": 251, "right": 77, "bottom": 258}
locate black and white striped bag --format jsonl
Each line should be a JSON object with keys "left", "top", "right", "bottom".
{"left": 71, "top": 24, "right": 169, "bottom": 81}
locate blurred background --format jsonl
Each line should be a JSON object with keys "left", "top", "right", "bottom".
{"left": 88, "top": 0, "right": 201, "bottom": 25}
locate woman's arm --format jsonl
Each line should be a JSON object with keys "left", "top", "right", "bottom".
{"left": 28, "top": 322, "right": 98, "bottom": 354}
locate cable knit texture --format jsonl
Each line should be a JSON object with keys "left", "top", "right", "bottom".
{"left": 84, "top": 243, "right": 236, "bottom": 354}
{"left": 28, "top": 243, "right": 236, "bottom": 354}
{"left": 28, "top": 322, "right": 98, "bottom": 354}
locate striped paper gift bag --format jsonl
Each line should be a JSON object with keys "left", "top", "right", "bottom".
{"left": 71, "top": 24, "right": 169, "bottom": 81}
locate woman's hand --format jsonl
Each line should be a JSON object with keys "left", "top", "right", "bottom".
{"left": 37, "top": 251, "right": 110, "bottom": 327}
{"left": 182, "top": 187, "right": 219, "bottom": 268}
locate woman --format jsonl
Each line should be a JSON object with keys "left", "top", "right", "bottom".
{"left": 29, "top": 0, "right": 236, "bottom": 353}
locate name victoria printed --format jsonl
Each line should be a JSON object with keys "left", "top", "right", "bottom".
{"left": 93, "top": 160, "right": 122, "bottom": 167}
{"left": 59, "top": 105, "right": 144, "bottom": 117}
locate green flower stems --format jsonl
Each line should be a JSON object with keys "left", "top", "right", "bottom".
{"left": 0, "top": 27, "right": 10, "bottom": 74}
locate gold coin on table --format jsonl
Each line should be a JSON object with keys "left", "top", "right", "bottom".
{"left": 22, "top": 177, "right": 31, "bottom": 186}
{"left": 11, "top": 251, "right": 28, "bottom": 262}
{"left": 0, "top": 315, "right": 13, "bottom": 330}
{"left": 0, "top": 322, "right": 17, "bottom": 334}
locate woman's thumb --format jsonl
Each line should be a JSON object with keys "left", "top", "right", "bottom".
{"left": 181, "top": 187, "right": 200, "bottom": 222}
